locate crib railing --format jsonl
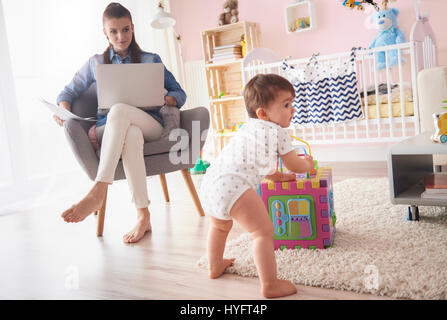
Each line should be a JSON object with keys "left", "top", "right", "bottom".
{"left": 242, "top": 40, "right": 436, "bottom": 145}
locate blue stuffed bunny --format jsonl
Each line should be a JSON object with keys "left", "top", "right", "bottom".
{"left": 369, "top": 8, "right": 406, "bottom": 70}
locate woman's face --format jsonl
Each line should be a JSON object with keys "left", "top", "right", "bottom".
{"left": 103, "top": 17, "right": 134, "bottom": 54}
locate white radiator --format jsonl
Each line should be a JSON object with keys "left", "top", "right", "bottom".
{"left": 184, "top": 59, "right": 215, "bottom": 159}
{"left": 184, "top": 60, "right": 209, "bottom": 110}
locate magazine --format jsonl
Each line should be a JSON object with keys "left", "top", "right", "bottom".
{"left": 41, "top": 98, "right": 97, "bottom": 122}
{"left": 421, "top": 190, "right": 447, "bottom": 199}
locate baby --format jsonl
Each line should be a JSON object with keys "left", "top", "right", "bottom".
{"left": 199, "top": 73, "right": 314, "bottom": 298}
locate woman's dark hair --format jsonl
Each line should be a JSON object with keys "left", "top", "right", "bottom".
{"left": 102, "top": 2, "right": 141, "bottom": 64}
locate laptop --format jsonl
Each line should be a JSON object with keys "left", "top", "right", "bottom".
{"left": 96, "top": 63, "right": 167, "bottom": 111}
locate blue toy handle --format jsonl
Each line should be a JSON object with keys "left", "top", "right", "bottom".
{"left": 294, "top": 146, "right": 308, "bottom": 156}
{"left": 277, "top": 145, "right": 309, "bottom": 173}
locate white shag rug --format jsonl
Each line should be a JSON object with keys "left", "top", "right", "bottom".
{"left": 198, "top": 178, "right": 447, "bottom": 300}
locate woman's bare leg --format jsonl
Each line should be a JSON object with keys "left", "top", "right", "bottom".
{"left": 230, "top": 189, "right": 297, "bottom": 298}
{"left": 123, "top": 207, "right": 152, "bottom": 243}
{"left": 61, "top": 104, "right": 161, "bottom": 228}
{"left": 120, "top": 124, "right": 159, "bottom": 243}
{"left": 61, "top": 182, "right": 108, "bottom": 223}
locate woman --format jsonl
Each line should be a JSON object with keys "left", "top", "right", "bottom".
{"left": 55, "top": 2, "right": 186, "bottom": 243}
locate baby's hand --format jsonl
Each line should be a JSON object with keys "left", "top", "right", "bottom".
{"left": 304, "top": 155, "right": 315, "bottom": 171}
{"left": 266, "top": 171, "right": 296, "bottom": 182}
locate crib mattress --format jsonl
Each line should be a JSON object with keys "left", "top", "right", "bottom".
{"left": 361, "top": 86, "right": 413, "bottom": 105}
{"left": 362, "top": 101, "right": 414, "bottom": 119}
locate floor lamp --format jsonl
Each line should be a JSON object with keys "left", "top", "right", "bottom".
{"left": 151, "top": 2, "right": 209, "bottom": 174}
{"left": 150, "top": 2, "right": 186, "bottom": 92}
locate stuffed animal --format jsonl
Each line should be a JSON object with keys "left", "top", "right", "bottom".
{"left": 369, "top": 7, "right": 406, "bottom": 70}
{"left": 343, "top": 0, "right": 364, "bottom": 10}
{"left": 342, "top": 0, "right": 379, "bottom": 11}
{"left": 218, "top": 0, "right": 239, "bottom": 26}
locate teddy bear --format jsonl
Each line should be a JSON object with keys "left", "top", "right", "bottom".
{"left": 218, "top": 0, "right": 239, "bottom": 26}
{"left": 369, "top": 7, "right": 406, "bottom": 70}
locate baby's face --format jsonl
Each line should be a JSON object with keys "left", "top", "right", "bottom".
{"left": 264, "top": 90, "right": 295, "bottom": 128}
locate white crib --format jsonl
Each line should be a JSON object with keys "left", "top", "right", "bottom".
{"left": 242, "top": 13, "right": 437, "bottom": 145}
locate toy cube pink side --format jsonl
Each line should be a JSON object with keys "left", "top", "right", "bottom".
{"left": 257, "top": 167, "right": 335, "bottom": 250}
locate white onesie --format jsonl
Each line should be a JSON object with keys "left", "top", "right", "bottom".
{"left": 199, "top": 118, "right": 295, "bottom": 220}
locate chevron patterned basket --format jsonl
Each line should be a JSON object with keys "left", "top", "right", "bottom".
{"left": 282, "top": 48, "right": 364, "bottom": 126}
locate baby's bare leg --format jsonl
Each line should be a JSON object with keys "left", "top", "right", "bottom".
{"left": 230, "top": 189, "right": 297, "bottom": 298}
{"left": 207, "top": 217, "right": 235, "bottom": 279}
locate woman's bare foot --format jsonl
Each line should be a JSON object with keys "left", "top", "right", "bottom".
{"left": 61, "top": 183, "right": 108, "bottom": 223}
{"left": 262, "top": 279, "right": 297, "bottom": 298}
{"left": 209, "top": 258, "right": 235, "bottom": 279}
{"left": 123, "top": 209, "right": 152, "bottom": 243}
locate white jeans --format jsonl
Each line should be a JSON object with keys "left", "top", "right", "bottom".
{"left": 95, "top": 103, "right": 163, "bottom": 208}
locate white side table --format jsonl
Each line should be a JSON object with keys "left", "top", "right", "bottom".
{"left": 388, "top": 131, "right": 447, "bottom": 220}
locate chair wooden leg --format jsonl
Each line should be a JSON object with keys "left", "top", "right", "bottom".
{"left": 159, "top": 174, "right": 170, "bottom": 203}
{"left": 181, "top": 169, "right": 205, "bottom": 217}
{"left": 96, "top": 188, "right": 108, "bottom": 237}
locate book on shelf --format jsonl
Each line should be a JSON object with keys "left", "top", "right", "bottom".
{"left": 214, "top": 47, "right": 242, "bottom": 55}
{"left": 420, "top": 190, "right": 447, "bottom": 199}
{"left": 424, "top": 173, "right": 447, "bottom": 190}
{"left": 213, "top": 51, "right": 242, "bottom": 57}
{"left": 213, "top": 43, "right": 242, "bottom": 50}
{"left": 422, "top": 173, "right": 447, "bottom": 199}
{"left": 211, "top": 54, "right": 242, "bottom": 61}
{"left": 211, "top": 43, "right": 243, "bottom": 62}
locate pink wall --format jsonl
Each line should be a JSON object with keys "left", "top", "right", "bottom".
{"left": 171, "top": 0, "right": 447, "bottom": 66}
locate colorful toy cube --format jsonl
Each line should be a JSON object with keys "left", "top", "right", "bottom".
{"left": 257, "top": 167, "right": 335, "bottom": 250}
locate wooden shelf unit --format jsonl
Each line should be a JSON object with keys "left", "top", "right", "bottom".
{"left": 285, "top": 0, "right": 314, "bottom": 34}
{"left": 201, "top": 21, "right": 260, "bottom": 156}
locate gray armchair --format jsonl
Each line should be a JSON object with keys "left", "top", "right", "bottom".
{"left": 63, "top": 85, "right": 210, "bottom": 236}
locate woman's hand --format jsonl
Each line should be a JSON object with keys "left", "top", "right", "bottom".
{"left": 265, "top": 171, "right": 296, "bottom": 182}
{"left": 54, "top": 101, "right": 71, "bottom": 127}
{"left": 164, "top": 95, "right": 178, "bottom": 107}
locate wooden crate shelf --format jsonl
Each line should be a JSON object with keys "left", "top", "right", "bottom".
{"left": 201, "top": 21, "right": 260, "bottom": 156}
{"left": 210, "top": 99, "right": 247, "bottom": 133}
{"left": 205, "top": 62, "right": 244, "bottom": 100}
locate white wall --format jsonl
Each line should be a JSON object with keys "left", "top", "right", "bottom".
{"left": 0, "top": 0, "right": 177, "bottom": 212}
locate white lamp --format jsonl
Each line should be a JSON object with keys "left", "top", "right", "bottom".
{"left": 150, "top": 2, "right": 186, "bottom": 92}
{"left": 151, "top": 2, "right": 176, "bottom": 29}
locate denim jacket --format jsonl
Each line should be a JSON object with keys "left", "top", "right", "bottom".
{"left": 56, "top": 47, "right": 186, "bottom": 127}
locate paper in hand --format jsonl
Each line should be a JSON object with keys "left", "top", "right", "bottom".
{"left": 41, "top": 98, "right": 97, "bottom": 122}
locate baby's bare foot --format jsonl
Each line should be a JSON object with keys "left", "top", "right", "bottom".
{"left": 123, "top": 216, "right": 152, "bottom": 244}
{"left": 209, "top": 258, "right": 235, "bottom": 279}
{"left": 61, "top": 190, "right": 105, "bottom": 223}
{"left": 262, "top": 279, "right": 297, "bottom": 298}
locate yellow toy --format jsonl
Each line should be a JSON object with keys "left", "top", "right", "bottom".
{"left": 240, "top": 34, "right": 247, "bottom": 58}
{"left": 431, "top": 100, "right": 447, "bottom": 144}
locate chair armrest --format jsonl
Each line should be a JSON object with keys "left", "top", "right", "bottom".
{"left": 64, "top": 119, "right": 99, "bottom": 181}
{"left": 179, "top": 107, "right": 210, "bottom": 165}
{"left": 180, "top": 107, "right": 210, "bottom": 139}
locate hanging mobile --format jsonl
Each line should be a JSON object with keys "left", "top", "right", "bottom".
{"left": 341, "top": 0, "right": 382, "bottom": 12}
{"left": 364, "top": 0, "right": 380, "bottom": 11}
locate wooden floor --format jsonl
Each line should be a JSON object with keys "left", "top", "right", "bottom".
{"left": 0, "top": 162, "right": 392, "bottom": 300}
